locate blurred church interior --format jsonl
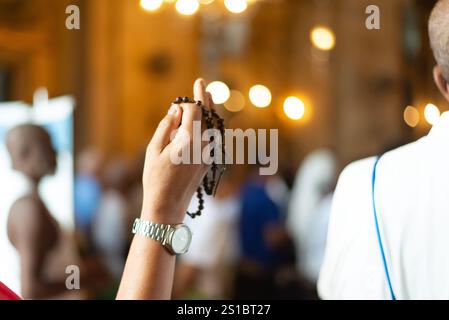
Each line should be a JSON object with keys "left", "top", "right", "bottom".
{"left": 0, "top": 0, "right": 446, "bottom": 299}
{"left": 0, "top": 0, "right": 443, "bottom": 167}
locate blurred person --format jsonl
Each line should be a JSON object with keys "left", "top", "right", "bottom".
{"left": 319, "top": 0, "right": 449, "bottom": 299}
{"left": 173, "top": 174, "right": 239, "bottom": 300}
{"left": 126, "top": 150, "right": 147, "bottom": 241}
{"left": 1, "top": 124, "right": 78, "bottom": 298}
{"left": 74, "top": 148, "right": 103, "bottom": 245}
{"left": 233, "top": 170, "right": 292, "bottom": 300}
{"left": 92, "top": 158, "right": 131, "bottom": 282}
{"left": 287, "top": 149, "right": 337, "bottom": 284}
{"left": 0, "top": 124, "right": 109, "bottom": 299}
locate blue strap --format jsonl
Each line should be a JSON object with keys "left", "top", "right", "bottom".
{"left": 372, "top": 157, "right": 396, "bottom": 300}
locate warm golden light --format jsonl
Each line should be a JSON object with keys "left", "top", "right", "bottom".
{"left": 284, "top": 97, "right": 305, "bottom": 120}
{"left": 198, "top": 0, "right": 215, "bottom": 4}
{"left": 224, "top": 0, "right": 248, "bottom": 14}
{"left": 403, "top": 106, "right": 420, "bottom": 128}
{"left": 424, "top": 103, "right": 441, "bottom": 125}
{"left": 310, "top": 26, "right": 336, "bottom": 51}
{"left": 140, "top": 0, "right": 163, "bottom": 12}
{"left": 249, "top": 85, "right": 272, "bottom": 108}
{"left": 206, "top": 81, "right": 231, "bottom": 104}
{"left": 224, "top": 90, "right": 246, "bottom": 112}
{"left": 175, "top": 0, "right": 200, "bottom": 15}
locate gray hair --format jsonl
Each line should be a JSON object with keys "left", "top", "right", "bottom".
{"left": 429, "top": 0, "right": 449, "bottom": 81}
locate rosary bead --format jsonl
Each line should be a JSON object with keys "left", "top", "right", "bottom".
{"left": 174, "top": 97, "right": 183, "bottom": 104}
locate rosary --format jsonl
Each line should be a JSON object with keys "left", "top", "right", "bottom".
{"left": 171, "top": 97, "right": 226, "bottom": 219}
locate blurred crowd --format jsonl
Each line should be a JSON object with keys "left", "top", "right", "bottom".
{"left": 71, "top": 143, "right": 338, "bottom": 300}
{"left": 73, "top": 148, "right": 144, "bottom": 298}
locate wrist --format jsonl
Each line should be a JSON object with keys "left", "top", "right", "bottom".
{"left": 140, "top": 198, "right": 185, "bottom": 225}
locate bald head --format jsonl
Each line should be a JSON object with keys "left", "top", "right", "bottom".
{"left": 6, "top": 124, "right": 57, "bottom": 181}
{"left": 429, "top": 0, "right": 449, "bottom": 81}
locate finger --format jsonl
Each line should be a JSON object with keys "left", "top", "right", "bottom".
{"left": 179, "top": 79, "right": 204, "bottom": 135}
{"left": 179, "top": 102, "right": 201, "bottom": 136}
{"left": 193, "top": 78, "right": 207, "bottom": 108}
{"left": 150, "top": 104, "right": 183, "bottom": 153}
{"left": 206, "top": 92, "right": 214, "bottom": 111}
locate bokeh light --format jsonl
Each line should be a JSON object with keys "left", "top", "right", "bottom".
{"left": 206, "top": 81, "right": 231, "bottom": 104}
{"left": 224, "top": 90, "right": 246, "bottom": 112}
{"left": 283, "top": 96, "right": 305, "bottom": 120}
{"left": 175, "top": 0, "right": 200, "bottom": 15}
{"left": 403, "top": 106, "right": 420, "bottom": 128}
{"left": 310, "top": 26, "right": 336, "bottom": 51}
{"left": 140, "top": 0, "right": 163, "bottom": 12}
{"left": 424, "top": 103, "right": 441, "bottom": 125}
{"left": 249, "top": 85, "right": 272, "bottom": 108}
{"left": 224, "top": 0, "right": 248, "bottom": 14}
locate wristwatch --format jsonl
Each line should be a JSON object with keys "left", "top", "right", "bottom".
{"left": 132, "top": 218, "right": 192, "bottom": 255}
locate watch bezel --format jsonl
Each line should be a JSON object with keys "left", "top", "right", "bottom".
{"left": 165, "top": 224, "right": 192, "bottom": 255}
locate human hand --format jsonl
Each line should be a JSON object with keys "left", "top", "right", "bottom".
{"left": 140, "top": 78, "right": 214, "bottom": 224}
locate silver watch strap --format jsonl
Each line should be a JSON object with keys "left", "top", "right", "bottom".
{"left": 132, "top": 218, "right": 173, "bottom": 245}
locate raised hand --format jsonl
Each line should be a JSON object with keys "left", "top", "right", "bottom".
{"left": 141, "top": 78, "right": 214, "bottom": 224}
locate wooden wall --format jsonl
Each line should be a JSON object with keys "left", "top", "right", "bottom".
{"left": 0, "top": 0, "right": 440, "bottom": 171}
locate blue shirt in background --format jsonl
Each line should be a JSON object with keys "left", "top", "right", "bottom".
{"left": 74, "top": 173, "right": 101, "bottom": 233}
{"left": 239, "top": 179, "right": 282, "bottom": 270}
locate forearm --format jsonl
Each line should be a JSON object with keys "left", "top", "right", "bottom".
{"left": 116, "top": 231, "right": 176, "bottom": 300}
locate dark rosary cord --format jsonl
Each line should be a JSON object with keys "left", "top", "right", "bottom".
{"left": 171, "top": 97, "right": 226, "bottom": 219}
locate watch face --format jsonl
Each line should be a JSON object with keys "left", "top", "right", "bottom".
{"left": 171, "top": 225, "right": 192, "bottom": 254}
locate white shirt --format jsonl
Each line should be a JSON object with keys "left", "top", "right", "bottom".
{"left": 302, "top": 194, "right": 333, "bottom": 282}
{"left": 181, "top": 195, "right": 239, "bottom": 298}
{"left": 287, "top": 149, "right": 336, "bottom": 281}
{"left": 183, "top": 195, "right": 239, "bottom": 269}
{"left": 92, "top": 190, "right": 127, "bottom": 278}
{"left": 318, "top": 111, "right": 449, "bottom": 300}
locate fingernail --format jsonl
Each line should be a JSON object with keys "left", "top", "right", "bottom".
{"left": 168, "top": 104, "right": 179, "bottom": 115}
